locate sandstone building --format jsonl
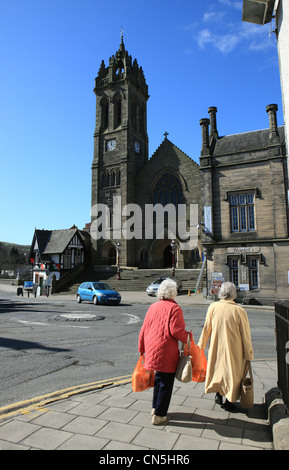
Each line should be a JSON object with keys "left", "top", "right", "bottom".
{"left": 199, "top": 104, "right": 288, "bottom": 303}
{"left": 29, "top": 37, "right": 288, "bottom": 304}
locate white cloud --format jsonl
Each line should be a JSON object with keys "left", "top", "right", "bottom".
{"left": 218, "top": 0, "right": 243, "bottom": 9}
{"left": 198, "top": 29, "right": 213, "bottom": 49}
{"left": 203, "top": 11, "right": 226, "bottom": 22}
{"left": 183, "top": 3, "right": 273, "bottom": 56}
{"left": 198, "top": 28, "right": 240, "bottom": 54}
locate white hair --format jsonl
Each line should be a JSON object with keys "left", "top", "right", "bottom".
{"left": 157, "top": 279, "right": 178, "bottom": 300}
{"left": 218, "top": 281, "right": 237, "bottom": 300}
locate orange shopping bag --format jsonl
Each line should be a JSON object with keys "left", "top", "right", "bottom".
{"left": 132, "top": 355, "right": 155, "bottom": 392}
{"left": 185, "top": 337, "right": 207, "bottom": 383}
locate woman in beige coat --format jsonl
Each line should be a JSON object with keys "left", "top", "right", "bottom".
{"left": 198, "top": 282, "right": 254, "bottom": 410}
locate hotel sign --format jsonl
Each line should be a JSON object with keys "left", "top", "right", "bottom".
{"left": 227, "top": 247, "right": 260, "bottom": 254}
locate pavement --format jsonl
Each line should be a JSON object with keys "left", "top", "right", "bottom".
{"left": 0, "top": 282, "right": 286, "bottom": 451}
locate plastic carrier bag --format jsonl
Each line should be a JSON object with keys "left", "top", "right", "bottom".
{"left": 132, "top": 355, "right": 155, "bottom": 392}
{"left": 184, "top": 337, "right": 207, "bottom": 383}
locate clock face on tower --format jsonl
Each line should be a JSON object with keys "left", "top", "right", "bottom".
{"left": 134, "top": 141, "right": 140, "bottom": 154}
{"left": 106, "top": 139, "right": 116, "bottom": 151}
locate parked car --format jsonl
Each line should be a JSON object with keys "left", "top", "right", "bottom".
{"left": 146, "top": 276, "right": 182, "bottom": 296}
{"left": 77, "top": 282, "right": 121, "bottom": 305}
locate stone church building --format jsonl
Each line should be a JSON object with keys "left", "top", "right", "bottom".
{"left": 90, "top": 36, "right": 201, "bottom": 271}
{"left": 89, "top": 37, "right": 288, "bottom": 303}
{"left": 30, "top": 37, "right": 288, "bottom": 304}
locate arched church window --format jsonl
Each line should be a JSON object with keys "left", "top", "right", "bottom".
{"left": 100, "top": 172, "right": 105, "bottom": 188}
{"left": 139, "top": 104, "right": 145, "bottom": 135}
{"left": 111, "top": 169, "right": 116, "bottom": 186}
{"left": 153, "top": 173, "right": 183, "bottom": 206}
{"left": 114, "top": 93, "right": 122, "bottom": 128}
{"left": 116, "top": 168, "right": 121, "bottom": 185}
{"left": 101, "top": 96, "right": 109, "bottom": 129}
{"left": 106, "top": 170, "right": 110, "bottom": 187}
{"left": 131, "top": 97, "right": 137, "bottom": 130}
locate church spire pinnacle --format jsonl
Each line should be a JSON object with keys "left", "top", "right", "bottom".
{"left": 94, "top": 34, "right": 148, "bottom": 98}
{"left": 119, "top": 26, "right": 125, "bottom": 52}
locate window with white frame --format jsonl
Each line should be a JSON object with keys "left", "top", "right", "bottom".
{"left": 230, "top": 192, "right": 255, "bottom": 233}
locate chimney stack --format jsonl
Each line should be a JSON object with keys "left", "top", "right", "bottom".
{"left": 200, "top": 118, "right": 210, "bottom": 156}
{"left": 208, "top": 106, "right": 218, "bottom": 141}
{"left": 266, "top": 104, "right": 279, "bottom": 143}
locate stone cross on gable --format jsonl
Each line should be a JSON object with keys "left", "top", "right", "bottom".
{"left": 164, "top": 132, "right": 169, "bottom": 139}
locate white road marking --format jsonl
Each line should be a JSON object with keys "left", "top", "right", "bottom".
{"left": 15, "top": 319, "right": 89, "bottom": 329}
{"left": 122, "top": 313, "right": 141, "bottom": 324}
{"left": 17, "top": 320, "right": 49, "bottom": 326}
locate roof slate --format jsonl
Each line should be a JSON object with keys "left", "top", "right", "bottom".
{"left": 42, "top": 228, "right": 78, "bottom": 254}
{"left": 213, "top": 126, "right": 285, "bottom": 156}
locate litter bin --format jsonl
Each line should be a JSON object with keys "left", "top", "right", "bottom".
{"left": 17, "top": 287, "right": 23, "bottom": 296}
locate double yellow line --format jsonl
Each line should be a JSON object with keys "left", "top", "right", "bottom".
{"left": 0, "top": 375, "right": 132, "bottom": 420}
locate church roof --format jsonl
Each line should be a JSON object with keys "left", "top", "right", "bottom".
{"left": 149, "top": 136, "right": 199, "bottom": 168}
{"left": 212, "top": 126, "right": 285, "bottom": 156}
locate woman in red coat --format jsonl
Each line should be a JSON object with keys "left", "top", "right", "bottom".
{"left": 139, "top": 279, "right": 192, "bottom": 425}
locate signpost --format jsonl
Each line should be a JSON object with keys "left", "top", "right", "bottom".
{"left": 210, "top": 272, "right": 224, "bottom": 296}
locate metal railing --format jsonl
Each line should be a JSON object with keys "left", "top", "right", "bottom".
{"left": 275, "top": 301, "right": 289, "bottom": 411}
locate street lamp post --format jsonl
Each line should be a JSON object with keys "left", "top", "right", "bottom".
{"left": 116, "top": 241, "right": 121, "bottom": 280}
{"left": 170, "top": 239, "right": 175, "bottom": 277}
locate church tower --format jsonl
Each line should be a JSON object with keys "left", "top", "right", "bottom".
{"left": 91, "top": 35, "right": 149, "bottom": 267}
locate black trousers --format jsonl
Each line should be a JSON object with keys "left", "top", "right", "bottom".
{"left": 153, "top": 371, "right": 175, "bottom": 416}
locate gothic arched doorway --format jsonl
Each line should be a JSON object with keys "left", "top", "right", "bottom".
{"left": 150, "top": 239, "right": 178, "bottom": 269}
{"left": 163, "top": 245, "right": 172, "bottom": 267}
{"left": 108, "top": 247, "right": 116, "bottom": 265}
{"left": 101, "top": 241, "right": 116, "bottom": 265}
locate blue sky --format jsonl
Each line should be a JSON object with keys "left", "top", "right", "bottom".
{"left": 0, "top": 0, "right": 283, "bottom": 245}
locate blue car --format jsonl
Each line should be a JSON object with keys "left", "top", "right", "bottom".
{"left": 76, "top": 282, "right": 121, "bottom": 305}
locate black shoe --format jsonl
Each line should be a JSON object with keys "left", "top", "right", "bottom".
{"left": 215, "top": 393, "right": 223, "bottom": 405}
{"left": 222, "top": 399, "right": 237, "bottom": 411}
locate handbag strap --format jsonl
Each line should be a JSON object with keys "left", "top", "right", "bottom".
{"left": 242, "top": 360, "right": 253, "bottom": 380}
{"left": 180, "top": 334, "right": 191, "bottom": 354}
